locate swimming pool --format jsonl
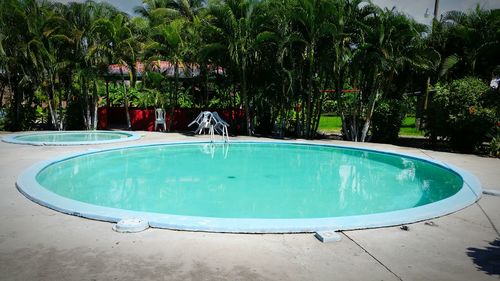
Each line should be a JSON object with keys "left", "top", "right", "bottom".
{"left": 16, "top": 141, "right": 482, "bottom": 233}
{"left": 3, "top": 131, "right": 141, "bottom": 145}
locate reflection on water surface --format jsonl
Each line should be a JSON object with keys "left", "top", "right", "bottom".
{"left": 36, "top": 143, "right": 463, "bottom": 218}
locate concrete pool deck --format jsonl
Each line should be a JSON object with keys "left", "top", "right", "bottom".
{"left": 0, "top": 131, "right": 499, "bottom": 281}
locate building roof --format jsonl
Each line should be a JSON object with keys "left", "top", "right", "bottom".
{"left": 107, "top": 61, "right": 225, "bottom": 79}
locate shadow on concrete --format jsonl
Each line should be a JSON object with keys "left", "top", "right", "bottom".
{"left": 467, "top": 238, "right": 500, "bottom": 276}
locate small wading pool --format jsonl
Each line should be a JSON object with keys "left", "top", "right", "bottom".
{"left": 17, "top": 142, "right": 482, "bottom": 233}
{"left": 3, "top": 131, "right": 141, "bottom": 145}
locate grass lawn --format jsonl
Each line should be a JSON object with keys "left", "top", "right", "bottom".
{"left": 399, "top": 116, "right": 425, "bottom": 137}
{"left": 318, "top": 115, "right": 425, "bottom": 137}
{"left": 317, "top": 115, "right": 343, "bottom": 132}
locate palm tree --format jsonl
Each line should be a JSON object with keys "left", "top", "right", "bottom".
{"left": 135, "top": 0, "right": 204, "bottom": 26}
{"left": 325, "top": 0, "right": 374, "bottom": 138}
{"left": 253, "top": 0, "right": 298, "bottom": 137}
{"left": 344, "top": 7, "right": 438, "bottom": 142}
{"left": 58, "top": 0, "right": 123, "bottom": 130}
{"left": 145, "top": 18, "right": 191, "bottom": 131}
{"left": 433, "top": 6, "right": 500, "bottom": 80}
{"left": 205, "top": 0, "right": 260, "bottom": 136}
{"left": 38, "top": 2, "right": 80, "bottom": 130}
{"left": 0, "top": 0, "right": 49, "bottom": 130}
{"left": 90, "top": 12, "right": 140, "bottom": 130}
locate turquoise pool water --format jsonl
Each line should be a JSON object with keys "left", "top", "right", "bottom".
{"left": 3, "top": 131, "right": 140, "bottom": 145}
{"left": 35, "top": 143, "right": 463, "bottom": 219}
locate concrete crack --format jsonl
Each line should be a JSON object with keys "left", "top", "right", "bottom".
{"left": 418, "top": 149, "right": 435, "bottom": 159}
{"left": 476, "top": 202, "right": 500, "bottom": 237}
{"left": 343, "top": 232, "right": 403, "bottom": 281}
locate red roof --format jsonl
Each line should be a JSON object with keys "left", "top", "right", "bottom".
{"left": 107, "top": 61, "right": 225, "bottom": 78}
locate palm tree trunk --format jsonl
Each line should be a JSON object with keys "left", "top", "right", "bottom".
{"left": 312, "top": 90, "right": 325, "bottom": 136}
{"left": 360, "top": 91, "right": 377, "bottom": 142}
{"left": 242, "top": 63, "right": 251, "bottom": 136}
{"left": 48, "top": 72, "right": 59, "bottom": 130}
{"left": 360, "top": 72, "right": 379, "bottom": 142}
{"left": 58, "top": 83, "right": 64, "bottom": 130}
{"left": 202, "top": 64, "right": 209, "bottom": 108}
{"left": 351, "top": 114, "right": 357, "bottom": 141}
{"left": 120, "top": 68, "right": 131, "bottom": 130}
{"left": 1, "top": 71, "right": 12, "bottom": 109}
{"left": 305, "top": 46, "right": 314, "bottom": 138}
{"left": 105, "top": 80, "right": 110, "bottom": 107}
{"left": 9, "top": 72, "right": 21, "bottom": 130}
{"left": 81, "top": 76, "right": 90, "bottom": 129}
{"left": 336, "top": 80, "right": 350, "bottom": 140}
{"left": 92, "top": 79, "right": 98, "bottom": 130}
{"left": 9, "top": 73, "right": 21, "bottom": 130}
{"left": 279, "top": 81, "right": 287, "bottom": 138}
{"left": 167, "top": 61, "right": 179, "bottom": 132}
{"left": 231, "top": 83, "right": 236, "bottom": 128}
{"left": 60, "top": 76, "right": 72, "bottom": 130}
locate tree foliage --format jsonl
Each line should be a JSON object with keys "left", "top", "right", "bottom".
{"left": 0, "top": 0, "right": 498, "bottom": 146}
{"left": 425, "top": 77, "right": 496, "bottom": 152}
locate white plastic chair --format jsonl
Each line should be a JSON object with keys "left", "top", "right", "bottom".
{"left": 188, "top": 111, "right": 212, "bottom": 134}
{"left": 154, "top": 108, "right": 166, "bottom": 131}
{"left": 188, "top": 111, "right": 229, "bottom": 142}
{"left": 188, "top": 112, "right": 204, "bottom": 127}
{"left": 196, "top": 111, "right": 214, "bottom": 136}
{"left": 212, "top": 112, "right": 229, "bottom": 142}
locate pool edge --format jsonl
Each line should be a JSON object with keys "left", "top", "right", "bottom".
{"left": 2, "top": 130, "right": 141, "bottom": 146}
{"left": 15, "top": 140, "right": 483, "bottom": 233}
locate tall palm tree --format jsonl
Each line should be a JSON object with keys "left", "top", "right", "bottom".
{"left": 433, "top": 6, "right": 500, "bottom": 80}
{"left": 205, "top": 0, "right": 259, "bottom": 136}
{"left": 135, "top": 0, "right": 204, "bottom": 26}
{"left": 326, "top": 0, "right": 374, "bottom": 138}
{"left": 90, "top": 12, "right": 140, "bottom": 130}
{"left": 145, "top": 18, "right": 190, "bottom": 131}
{"left": 58, "top": 0, "right": 122, "bottom": 130}
{"left": 0, "top": 0, "right": 48, "bottom": 130}
{"left": 344, "top": 7, "right": 437, "bottom": 142}
{"left": 254, "top": 0, "right": 299, "bottom": 137}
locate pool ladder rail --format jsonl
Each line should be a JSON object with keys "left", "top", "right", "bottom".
{"left": 200, "top": 142, "right": 230, "bottom": 159}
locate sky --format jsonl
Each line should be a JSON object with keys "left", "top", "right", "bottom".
{"left": 372, "top": 0, "right": 500, "bottom": 25}
{"left": 54, "top": 0, "right": 500, "bottom": 25}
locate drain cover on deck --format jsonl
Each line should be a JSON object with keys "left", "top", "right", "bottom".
{"left": 113, "top": 218, "right": 149, "bottom": 233}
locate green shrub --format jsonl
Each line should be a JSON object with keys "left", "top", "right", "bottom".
{"left": 488, "top": 125, "right": 500, "bottom": 157}
{"left": 490, "top": 135, "right": 500, "bottom": 157}
{"left": 0, "top": 108, "right": 5, "bottom": 130}
{"left": 321, "top": 100, "right": 337, "bottom": 114}
{"left": 65, "top": 99, "right": 85, "bottom": 130}
{"left": 425, "top": 77, "right": 497, "bottom": 152}
{"left": 3, "top": 104, "right": 37, "bottom": 131}
{"left": 371, "top": 99, "right": 405, "bottom": 143}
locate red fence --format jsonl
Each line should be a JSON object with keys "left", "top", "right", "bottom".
{"left": 98, "top": 107, "right": 246, "bottom": 133}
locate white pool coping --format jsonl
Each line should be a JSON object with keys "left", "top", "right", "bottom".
{"left": 16, "top": 141, "right": 483, "bottom": 233}
{"left": 2, "top": 130, "right": 141, "bottom": 146}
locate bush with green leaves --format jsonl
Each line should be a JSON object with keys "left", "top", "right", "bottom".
{"left": 490, "top": 133, "right": 500, "bottom": 158}
{"left": 371, "top": 99, "right": 405, "bottom": 143}
{"left": 425, "top": 77, "right": 497, "bottom": 152}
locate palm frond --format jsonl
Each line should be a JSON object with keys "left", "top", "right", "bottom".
{"left": 439, "top": 54, "right": 461, "bottom": 77}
